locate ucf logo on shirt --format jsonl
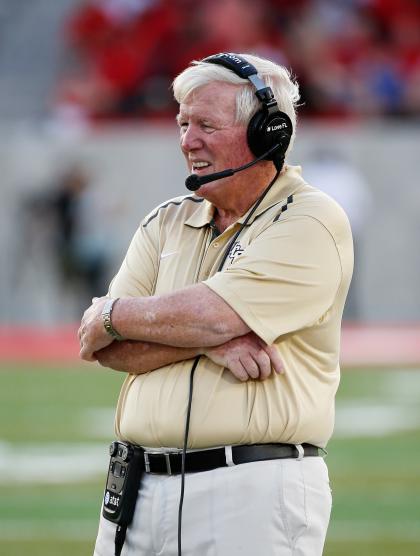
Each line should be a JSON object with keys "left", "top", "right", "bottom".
{"left": 228, "top": 242, "right": 245, "bottom": 264}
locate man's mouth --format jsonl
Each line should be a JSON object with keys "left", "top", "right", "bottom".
{"left": 191, "top": 161, "right": 212, "bottom": 173}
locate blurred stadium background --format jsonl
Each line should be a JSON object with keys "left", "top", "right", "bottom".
{"left": 0, "top": 0, "right": 419, "bottom": 554}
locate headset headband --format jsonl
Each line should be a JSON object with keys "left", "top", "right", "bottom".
{"left": 202, "top": 53, "right": 279, "bottom": 115}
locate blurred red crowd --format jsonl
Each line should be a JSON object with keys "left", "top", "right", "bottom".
{"left": 55, "top": 0, "right": 420, "bottom": 123}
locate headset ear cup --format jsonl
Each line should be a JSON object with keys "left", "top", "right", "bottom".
{"left": 247, "top": 110, "right": 293, "bottom": 161}
{"left": 247, "top": 110, "right": 268, "bottom": 158}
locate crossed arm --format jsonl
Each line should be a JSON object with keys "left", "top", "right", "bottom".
{"left": 79, "top": 283, "right": 283, "bottom": 381}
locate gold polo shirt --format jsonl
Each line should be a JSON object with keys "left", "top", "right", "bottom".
{"left": 109, "top": 166, "right": 353, "bottom": 449}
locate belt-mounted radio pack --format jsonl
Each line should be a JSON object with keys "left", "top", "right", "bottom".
{"left": 102, "top": 441, "right": 145, "bottom": 556}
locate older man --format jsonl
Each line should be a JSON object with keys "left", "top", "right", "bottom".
{"left": 80, "top": 53, "right": 353, "bottom": 556}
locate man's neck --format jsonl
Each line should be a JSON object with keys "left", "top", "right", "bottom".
{"left": 212, "top": 164, "right": 285, "bottom": 233}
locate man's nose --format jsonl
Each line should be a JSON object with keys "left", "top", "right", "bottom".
{"left": 181, "top": 125, "right": 203, "bottom": 152}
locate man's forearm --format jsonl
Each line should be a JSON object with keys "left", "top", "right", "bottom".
{"left": 95, "top": 333, "right": 284, "bottom": 383}
{"left": 111, "top": 283, "right": 249, "bottom": 347}
{"left": 95, "top": 340, "right": 201, "bottom": 374}
{"left": 78, "top": 284, "right": 250, "bottom": 362}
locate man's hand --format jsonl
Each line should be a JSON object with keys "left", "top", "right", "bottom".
{"left": 78, "top": 296, "right": 114, "bottom": 361}
{"left": 203, "top": 332, "right": 284, "bottom": 382}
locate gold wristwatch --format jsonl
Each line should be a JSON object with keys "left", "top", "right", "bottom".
{"left": 101, "top": 298, "right": 124, "bottom": 341}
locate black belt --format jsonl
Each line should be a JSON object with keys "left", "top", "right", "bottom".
{"left": 143, "top": 443, "right": 319, "bottom": 475}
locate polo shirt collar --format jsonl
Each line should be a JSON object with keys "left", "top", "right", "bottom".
{"left": 184, "top": 165, "right": 306, "bottom": 229}
{"left": 184, "top": 197, "right": 215, "bottom": 228}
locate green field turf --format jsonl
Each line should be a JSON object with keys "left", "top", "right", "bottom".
{"left": 1, "top": 364, "right": 419, "bottom": 555}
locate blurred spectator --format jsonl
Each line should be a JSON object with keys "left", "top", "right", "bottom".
{"left": 55, "top": 0, "right": 420, "bottom": 123}
{"left": 304, "top": 149, "right": 372, "bottom": 320}
{"left": 23, "top": 164, "right": 111, "bottom": 312}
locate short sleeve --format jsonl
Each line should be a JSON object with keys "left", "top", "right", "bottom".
{"left": 109, "top": 218, "right": 159, "bottom": 298}
{"left": 204, "top": 215, "right": 342, "bottom": 344}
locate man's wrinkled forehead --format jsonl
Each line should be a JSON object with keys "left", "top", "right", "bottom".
{"left": 177, "top": 82, "right": 239, "bottom": 122}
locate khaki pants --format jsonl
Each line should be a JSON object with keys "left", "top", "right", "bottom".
{"left": 94, "top": 456, "right": 332, "bottom": 556}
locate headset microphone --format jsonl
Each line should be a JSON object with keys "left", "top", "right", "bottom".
{"left": 185, "top": 143, "right": 282, "bottom": 191}
{"left": 185, "top": 169, "right": 234, "bottom": 191}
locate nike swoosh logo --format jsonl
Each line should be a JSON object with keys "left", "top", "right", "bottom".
{"left": 160, "top": 251, "right": 178, "bottom": 260}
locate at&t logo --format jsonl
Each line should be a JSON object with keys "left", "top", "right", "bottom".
{"left": 104, "top": 490, "right": 120, "bottom": 507}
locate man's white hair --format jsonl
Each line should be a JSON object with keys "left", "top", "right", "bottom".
{"left": 172, "top": 53, "right": 300, "bottom": 155}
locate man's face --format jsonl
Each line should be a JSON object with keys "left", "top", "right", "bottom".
{"left": 177, "top": 82, "right": 252, "bottom": 195}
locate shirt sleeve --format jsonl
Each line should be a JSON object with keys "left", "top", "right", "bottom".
{"left": 204, "top": 215, "right": 342, "bottom": 345}
{"left": 109, "top": 217, "right": 159, "bottom": 298}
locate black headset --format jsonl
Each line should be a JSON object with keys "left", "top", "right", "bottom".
{"left": 202, "top": 52, "right": 293, "bottom": 169}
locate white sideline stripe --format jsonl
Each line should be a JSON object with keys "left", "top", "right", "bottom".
{"left": 0, "top": 442, "right": 108, "bottom": 484}
{"left": 1, "top": 520, "right": 420, "bottom": 542}
{"left": 334, "top": 370, "right": 420, "bottom": 438}
{"left": 334, "top": 402, "right": 420, "bottom": 437}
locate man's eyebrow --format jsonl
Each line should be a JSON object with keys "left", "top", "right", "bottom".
{"left": 175, "top": 113, "right": 218, "bottom": 126}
